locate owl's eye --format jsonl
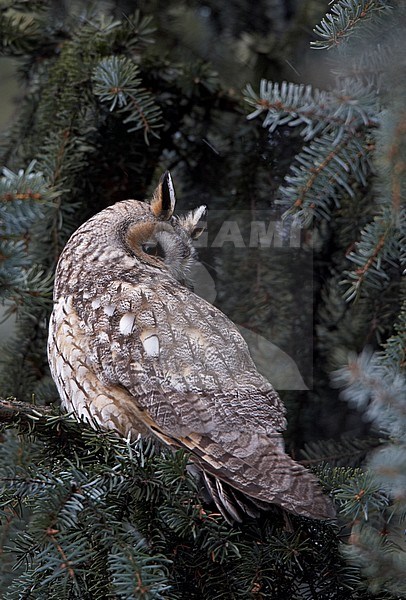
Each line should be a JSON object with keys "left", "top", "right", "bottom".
{"left": 142, "top": 242, "right": 165, "bottom": 259}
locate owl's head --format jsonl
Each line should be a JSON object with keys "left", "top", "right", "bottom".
{"left": 56, "top": 172, "right": 207, "bottom": 294}
{"left": 121, "top": 171, "right": 207, "bottom": 285}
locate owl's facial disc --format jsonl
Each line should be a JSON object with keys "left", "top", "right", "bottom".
{"left": 125, "top": 220, "right": 195, "bottom": 284}
{"left": 126, "top": 221, "right": 166, "bottom": 264}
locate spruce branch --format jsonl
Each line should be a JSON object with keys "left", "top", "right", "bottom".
{"left": 0, "top": 7, "right": 42, "bottom": 56}
{"left": 0, "top": 161, "right": 58, "bottom": 232}
{"left": 0, "top": 396, "right": 54, "bottom": 423}
{"left": 245, "top": 79, "right": 378, "bottom": 144}
{"left": 244, "top": 78, "right": 377, "bottom": 224}
{"left": 332, "top": 349, "right": 406, "bottom": 436}
{"left": 311, "top": 0, "right": 392, "bottom": 51}
{"left": 113, "top": 11, "right": 157, "bottom": 50}
{"left": 108, "top": 538, "right": 172, "bottom": 599}
{"left": 302, "top": 437, "right": 382, "bottom": 467}
{"left": 381, "top": 297, "right": 406, "bottom": 370}
{"left": 0, "top": 162, "right": 57, "bottom": 307}
{"left": 76, "top": 10, "right": 156, "bottom": 56}
{"left": 0, "top": 265, "right": 53, "bottom": 308}
{"left": 333, "top": 471, "right": 390, "bottom": 520}
{"left": 92, "top": 56, "right": 163, "bottom": 144}
{"left": 343, "top": 205, "right": 404, "bottom": 301}
{"left": 331, "top": 345, "right": 405, "bottom": 592}
{"left": 93, "top": 56, "right": 144, "bottom": 112}
{"left": 277, "top": 131, "right": 371, "bottom": 224}
{"left": 343, "top": 522, "right": 406, "bottom": 597}
{"left": 0, "top": 400, "right": 208, "bottom": 598}
{"left": 0, "top": 161, "right": 71, "bottom": 318}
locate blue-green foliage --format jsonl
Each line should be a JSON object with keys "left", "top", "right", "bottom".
{"left": 0, "top": 410, "right": 371, "bottom": 599}
{"left": 244, "top": 1, "right": 405, "bottom": 596}
{"left": 311, "top": 0, "right": 391, "bottom": 50}
{"left": 93, "top": 55, "right": 163, "bottom": 143}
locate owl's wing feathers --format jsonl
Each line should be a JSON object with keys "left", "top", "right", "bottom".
{"left": 80, "top": 279, "right": 334, "bottom": 520}
{"left": 81, "top": 278, "right": 286, "bottom": 436}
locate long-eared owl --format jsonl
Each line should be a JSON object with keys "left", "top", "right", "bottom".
{"left": 48, "top": 172, "right": 335, "bottom": 522}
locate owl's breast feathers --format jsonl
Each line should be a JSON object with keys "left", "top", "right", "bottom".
{"left": 48, "top": 275, "right": 335, "bottom": 521}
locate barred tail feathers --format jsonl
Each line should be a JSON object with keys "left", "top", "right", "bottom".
{"left": 180, "top": 430, "right": 335, "bottom": 522}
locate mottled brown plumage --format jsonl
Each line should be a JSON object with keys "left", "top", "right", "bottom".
{"left": 48, "top": 172, "right": 335, "bottom": 522}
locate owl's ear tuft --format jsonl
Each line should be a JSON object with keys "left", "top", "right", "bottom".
{"left": 151, "top": 171, "right": 176, "bottom": 220}
{"left": 179, "top": 205, "right": 207, "bottom": 240}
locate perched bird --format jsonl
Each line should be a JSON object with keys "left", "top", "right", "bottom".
{"left": 48, "top": 172, "right": 335, "bottom": 522}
